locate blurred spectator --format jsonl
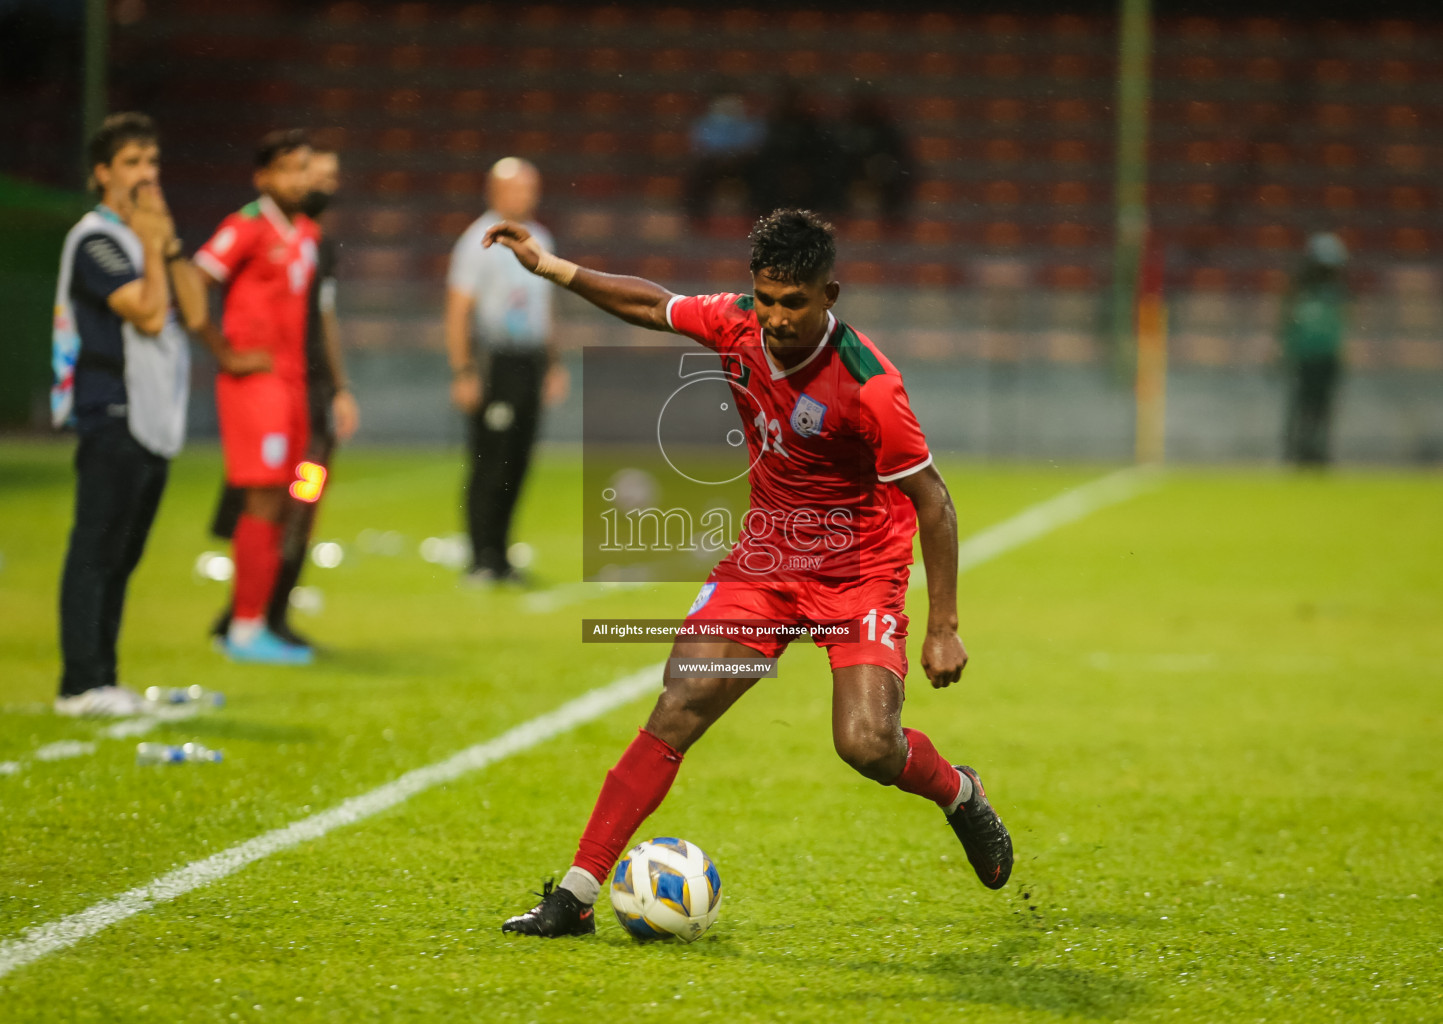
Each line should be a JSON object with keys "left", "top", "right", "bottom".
{"left": 684, "top": 94, "right": 762, "bottom": 221}
{"left": 1280, "top": 232, "right": 1349, "bottom": 466}
{"left": 835, "top": 89, "right": 914, "bottom": 221}
{"left": 751, "top": 83, "right": 843, "bottom": 216}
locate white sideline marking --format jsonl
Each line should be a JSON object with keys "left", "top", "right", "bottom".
{"left": 0, "top": 465, "right": 1157, "bottom": 977}
{"left": 0, "top": 706, "right": 207, "bottom": 780}
{"left": 0, "top": 663, "right": 663, "bottom": 981}
{"left": 911, "top": 465, "right": 1161, "bottom": 589}
{"left": 32, "top": 740, "right": 97, "bottom": 762}
{"left": 101, "top": 704, "right": 202, "bottom": 740}
{"left": 523, "top": 580, "right": 647, "bottom": 615}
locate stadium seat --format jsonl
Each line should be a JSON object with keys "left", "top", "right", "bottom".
{"left": 1384, "top": 144, "right": 1426, "bottom": 175}
{"left": 914, "top": 181, "right": 956, "bottom": 205}
{"left": 912, "top": 221, "right": 953, "bottom": 246}
{"left": 651, "top": 49, "right": 691, "bottom": 74}
{"left": 1391, "top": 228, "right": 1432, "bottom": 256}
{"left": 914, "top": 137, "right": 956, "bottom": 163}
{"left": 983, "top": 181, "right": 1022, "bottom": 208}
{"left": 1388, "top": 186, "right": 1429, "bottom": 213}
{"left": 1050, "top": 140, "right": 1092, "bottom": 166}
{"left": 451, "top": 89, "right": 488, "bottom": 114}
{"left": 713, "top": 49, "right": 761, "bottom": 75}
{"left": 1323, "top": 185, "right": 1358, "bottom": 211}
{"left": 982, "top": 222, "right": 1024, "bottom": 248}
{"left": 842, "top": 219, "right": 884, "bottom": 243}
{"left": 1254, "top": 184, "right": 1292, "bottom": 210}
{"left": 643, "top": 176, "right": 683, "bottom": 202}
{"left": 389, "top": 44, "right": 426, "bottom": 71}
{"left": 911, "top": 264, "right": 954, "bottom": 287}
{"left": 919, "top": 53, "right": 959, "bottom": 78}
{"left": 445, "top": 129, "right": 485, "bottom": 155}
{"left": 1255, "top": 224, "right": 1297, "bottom": 250}
{"left": 1048, "top": 222, "right": 1092, "bottom": 248}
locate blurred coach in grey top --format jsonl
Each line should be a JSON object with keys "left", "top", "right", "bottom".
{"left": 50, "top": 113, "right": 230, "bottom": 716}
{"left": 445, "top": 157, "right": 567, "bottom": 584}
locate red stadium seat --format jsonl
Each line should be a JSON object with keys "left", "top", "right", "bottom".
{"left": 1323, "top": 185, "right": 1358, "bottom": 211}
{"left": 983, "top": 181, "right": 1022, "bottom": 208}
{"left": 914, "top": 137, "right": 956, "bottom": 163}
{"left": 1255, "top": 224, "right": 1297, "bottom": 250}
{"left": 982, "top": 222, "right": 1024, "bottom": 248}
{"left": 912, "top": 264, "right": 954, "bottom": 287}
{"left": 643, "top": 176, "right": 684, "bottom": 201}
{"left": 452, "top": 90, "right": 488, "bottom": 116}
{"left": 389, "top": 44, "right": 425, "bottom": 71}
{"left": 1254, "top": 184, "right": 1293, "bottom": 210}
{"left": 912, "top": 221, "right": 953, "bottom": 246}
{"left": 1391, "top": 228, "right": 1432, "bottom": 256}
{"left": 914, "top": 181, "right": 956, "bottom": 205}
{"left": 842, "top": 219, "right": 884, "bottom": 243}
{"left": 1384, "top": 144, "right": 1426, "bottom": 174}
{"left": 392, "top": 3, "right": 429, "bottom": 29}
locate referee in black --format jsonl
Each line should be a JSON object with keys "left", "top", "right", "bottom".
{"left": 209, "top": 145, "right": 358, "bottom": 645}
{"left": 444, "top": 157, "right": 567, "bottom": 585}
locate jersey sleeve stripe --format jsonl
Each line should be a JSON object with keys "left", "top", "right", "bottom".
{"left": 193, "top": 249, "right": 230, "bottom": 282}
{"left": 664, "top": 294, "right": 684, "bottom": 331}
{"left": 876, "top": 452, "right": 933, "bottom": 483}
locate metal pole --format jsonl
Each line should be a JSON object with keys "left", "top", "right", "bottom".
{"left": 1111, "top": 0, "right": 1151, "bottom": 366}
{"left": 82, "top": 0, "right": 109, "bottom": 182}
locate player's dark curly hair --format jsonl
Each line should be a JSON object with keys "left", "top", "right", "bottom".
{"left": 748, "top": 209, "right": 836, "bottom": 285}
{"left": 255, "top": 128, "right": 310, "bottom": 169}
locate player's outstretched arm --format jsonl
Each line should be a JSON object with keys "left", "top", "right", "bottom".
{"left": 895, "top": 464, "right": 968, "bottom": 689}
{"left": 482, "top": 220, "right": 674, "bottom": 331}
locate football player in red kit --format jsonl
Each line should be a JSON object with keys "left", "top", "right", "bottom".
{"left": 491, "top": 209, "right": 1013, "bottom": 936}
{"left": 194, "top": 130, "right": 320, "bottom": 664}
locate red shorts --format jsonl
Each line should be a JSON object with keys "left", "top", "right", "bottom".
{"left": 216, "top": 373, "right": 310, "bottom": 488}
{"left": 684, "top": 573, "right": 911, "bottom": 680}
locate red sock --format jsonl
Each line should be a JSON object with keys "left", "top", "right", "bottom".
{"left": 233, "top": 513, "right": 282, "bottom": 622}
{"left": 888, "top": 728, "right": 962, "bottom": 807}
{"left": 572, "top": 729, "right": 684, "bottom": 882}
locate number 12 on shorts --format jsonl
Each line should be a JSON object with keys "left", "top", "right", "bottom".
{"left": 863, "top": 608, "right": 897, "bottom": 649}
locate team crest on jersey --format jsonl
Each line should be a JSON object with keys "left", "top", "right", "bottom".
{"left": 688, "top": 582, "right": 717, "bottom": 615}
{"left": 790, "top": 394, "right": 826, "bottom": 438}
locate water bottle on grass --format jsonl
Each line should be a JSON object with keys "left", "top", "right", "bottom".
{"left": 136, "top": 742, "right": 223, "bottom": 765}
{"left": 144, "top": 685, "right": 226, "bottom": 708}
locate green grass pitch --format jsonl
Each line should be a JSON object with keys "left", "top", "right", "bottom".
{"left": 0, "top": 440, "right": 1439, "bottom": 1022}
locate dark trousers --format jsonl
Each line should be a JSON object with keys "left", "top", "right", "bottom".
{"left": 467, "top": 351, "right": 546, "bottom": 572}
{"left": 59, "top": 420, "right": 169, "bottom": 695}
{"left": 1284, "top": 357, "right": 1341, "bottom": 465}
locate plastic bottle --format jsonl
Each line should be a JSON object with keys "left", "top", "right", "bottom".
{"left": 136, "top": 742, "right": 223, "bottom": 765}
{"left": 144, "top": 685, "right": 226, "bottom": 708}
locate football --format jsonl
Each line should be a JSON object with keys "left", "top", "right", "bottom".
{"left": 609, "top": 837, "right": 722, "bottom": 942}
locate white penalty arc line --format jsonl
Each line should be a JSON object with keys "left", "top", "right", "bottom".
{"left": 0, "top": 465, "right": 1158, "bottom": 979}
{"left": 0, "top": 663, "right": 663, "bottom": 980}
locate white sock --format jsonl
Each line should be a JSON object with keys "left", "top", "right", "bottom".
{"left": 944, "top": 770, "right": 973, "bottom": 816}
{"left": 560, "top": 866, "right": 600, "bottom": 906}
{"left": 229, "top": 617, "right": 264, "bottom": 644}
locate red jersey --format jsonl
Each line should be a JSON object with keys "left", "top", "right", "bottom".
{"left": 196, "top": 196, "right": 319, "bottom": 381}
{"left": 667, "top": 292, "right": 932, "bottom": 583}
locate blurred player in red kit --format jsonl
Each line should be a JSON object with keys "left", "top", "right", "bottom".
{"left": 194, "top": 130, "right": 320, "bottom": 665}
{"left": 490, "top": 209, "right": 1014, "bottom": 937}
{"left": 207, "top": 145, "right": 359, "bottom": 647}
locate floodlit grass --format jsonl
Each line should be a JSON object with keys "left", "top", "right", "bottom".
{"left": 1, "top": 440, "right": 1439, "bottom": 1022}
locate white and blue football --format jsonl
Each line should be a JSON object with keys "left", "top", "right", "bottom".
{"left": 609, "top": 837, "right": 722, "bottom": 942}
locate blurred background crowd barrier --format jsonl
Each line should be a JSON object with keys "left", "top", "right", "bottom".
{"left": 2, "top": 0, "right": 1440, "bottom": 462}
